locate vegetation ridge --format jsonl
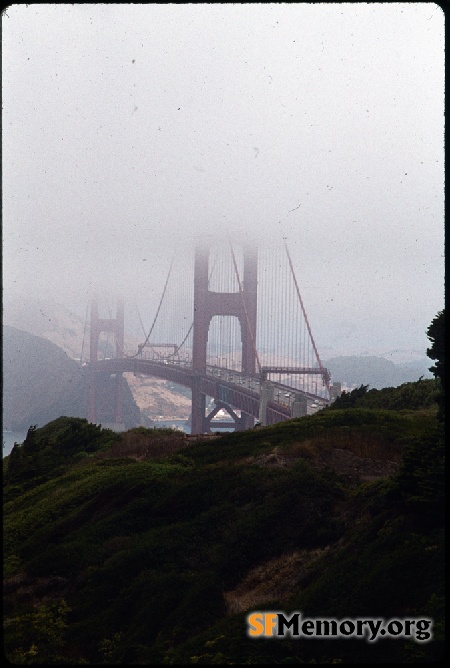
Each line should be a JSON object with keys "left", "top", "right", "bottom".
{"left": 3, "top": 311, "right": 445, "bottom": 664}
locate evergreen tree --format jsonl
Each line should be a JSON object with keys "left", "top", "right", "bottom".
{"left": 426, "top": 309, "right": 445, "bottom": 421}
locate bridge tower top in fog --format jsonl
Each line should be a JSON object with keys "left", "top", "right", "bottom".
{"left": 89, "top": 297, "right": 124, "bottom": 363}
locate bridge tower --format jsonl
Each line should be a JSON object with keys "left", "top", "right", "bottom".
{"left": 191, "top": 244, "right": 258, "bottom": 433}
{"left": 88, "top": 297, "right": 125, "bottom": 426}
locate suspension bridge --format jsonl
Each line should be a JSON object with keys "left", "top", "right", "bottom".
{"left": 84, "top": 242, "right": 341, "bottom": 434}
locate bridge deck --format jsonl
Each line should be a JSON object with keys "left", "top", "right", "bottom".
{"left": 87, "top": 357, "right": 328, "bottom": 426}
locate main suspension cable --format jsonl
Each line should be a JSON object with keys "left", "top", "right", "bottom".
{"left": 128, "top": 255, "right": 175, "bottom": 358}
{"left": 136, "top": 305, "right": 148, "bottom": 339}
{"left": 284, "top": 241, "right": 330, "bottom": 392}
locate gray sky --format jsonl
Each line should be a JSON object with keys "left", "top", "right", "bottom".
{"left": 2, "top": 3, "right": 445, "bottom": 356}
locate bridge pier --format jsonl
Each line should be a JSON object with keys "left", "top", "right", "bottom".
{"left": 329, "top": 382, "right": 342, "bottom": 402}
{"left": 203, "top": 401, "right": 247, "bottom": 433}
{"left": 259, "top": 380, "right": 274, "bottom": 426}
{"left": 191, "top": 375, "right": 206, "bottom": 435}
{"left": 240, "top": 412, "right": 255, "bottom": 430}
{"left": 88, "top": 377, "right": 96, "bottom": 424}
{"left": 115, "top": 372, "right": 123, "bottom": 424}
{"left": 88, "top": 297, "right": 125, "bottom": 425}
{"left": 291, "top": 394, "right": 308, "bottom": 418}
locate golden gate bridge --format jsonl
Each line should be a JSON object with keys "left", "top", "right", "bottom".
{"left": 84, "top": 241, "right": 341, "bottom": 433}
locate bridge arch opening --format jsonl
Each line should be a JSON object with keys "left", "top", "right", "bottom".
{"left": 207, "top": 315, "right": 243, "bottom": 372}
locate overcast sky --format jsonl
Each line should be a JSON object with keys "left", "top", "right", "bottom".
{"left": 2, "top": 3, "right": 444, "bottom": 356}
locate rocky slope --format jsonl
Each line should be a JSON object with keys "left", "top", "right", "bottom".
{"left": 124, "top": 374, "right": 191, "bottom": 421}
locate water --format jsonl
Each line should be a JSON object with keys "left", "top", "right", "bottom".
{"left": 2, "top": 431, "right": 27, "bottom": 458}
{"left": 151, "top": 420, "right": 191, "bottom": 433}
{"left": 154, "top": 420, "right": 234, "bottom": 434}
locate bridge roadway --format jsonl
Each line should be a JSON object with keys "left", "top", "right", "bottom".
{"left": 88, "top": 355, "right": 328, "bottom": 427}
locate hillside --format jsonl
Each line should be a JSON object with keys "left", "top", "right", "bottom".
{"left": 3, "top": 298, "right": 194, "bottom": 421}
{"left": 3, "top": 297, "right": 87, "bottom": 361}
{"left": 124, "top": 375, "right": 192, "bottom": 422}
{"left": 324, "top": 355, "right": 432, "bottom": 390}
{"left": 3, "top": 377, "right": 444, "bottom": 664}
{"left": 3, "top": 325, "right": 141, "bottom": 431}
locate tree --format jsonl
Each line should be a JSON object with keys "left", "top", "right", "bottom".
{"left": 427, "top": 309, "right": 445, "bottom": 383}
{"left": 427, "top": 309, "right": 445, "bottom": 421}
{"left": 328, "top": 384, "right": 369, "bottom": 409}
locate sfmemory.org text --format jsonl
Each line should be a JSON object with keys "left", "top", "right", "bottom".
{"left": 247, "top": 612, "right": 433, "bottom": 642}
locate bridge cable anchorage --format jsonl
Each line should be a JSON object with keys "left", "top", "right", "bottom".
{"left": 229, "top": 240, "right": 262, "bottom": 374}
{"left": 283, "top": 241, "right": 331, "bottom": 395}
{"left": 127, "top": 254, "right": 176, "bottom": 359}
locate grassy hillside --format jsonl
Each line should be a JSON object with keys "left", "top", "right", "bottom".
{"left": 3, "top": 385, "right": 444, "bottom": 664}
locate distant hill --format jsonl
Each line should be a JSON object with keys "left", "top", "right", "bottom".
{"left": 3, "top": 297, "right": 86, "bottom": 360}
{"left": 3, "top": 325, "right": 141, "bottom": 431}
{"left": 3, "top": 297, "right": 193, "bottom": 420}
{"left": 324, "top": 355, "right": 432, "bottom": 390}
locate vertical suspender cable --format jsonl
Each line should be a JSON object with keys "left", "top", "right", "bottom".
{"left": 229, "top": 241, "right": 262, "bottom": 375}
{"left": 127, "top": 255, "right": 175, "bottom": 358}
{"left": 284, "top": 250, "right": 288, "bottom": 368}
{"left": 270, "top": 251, "right": 275, "bottom": 369}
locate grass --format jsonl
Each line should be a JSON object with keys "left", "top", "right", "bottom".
{"left": 224, "top": 546, "right": 330, "bottom": 614}
{"left": 279, "top": 427, "right": 403, "bottom": 463}
{"left": 92, "top": 428, "right": 188, "bottom": 461}
{"left": 3, "top": 395, "right": 444, "bottom": 665}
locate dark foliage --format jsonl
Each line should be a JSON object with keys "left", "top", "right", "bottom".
{"left": 3, "top": 371, "right": 444, "bottom": 664}
{"left": 426, "top": 308, "right": 445, "bottom": 421}
{"left": 3, "top": 418, "right": 119, "bottom": 501}
{"left": 328, "top": 383, "right": 369, "bottom": 408}
{"left": 427, "top": 309, "right": 445, "bottom": 384}
{"left": 329, "top": 378, "right": 440, "bottom": 411}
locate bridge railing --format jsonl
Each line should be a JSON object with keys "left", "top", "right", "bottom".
{"left": 120, "top": 352, "right": 328, "bottom": 410}
{"left": 126, "top": 350, "right": 192, "bottom": 365}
